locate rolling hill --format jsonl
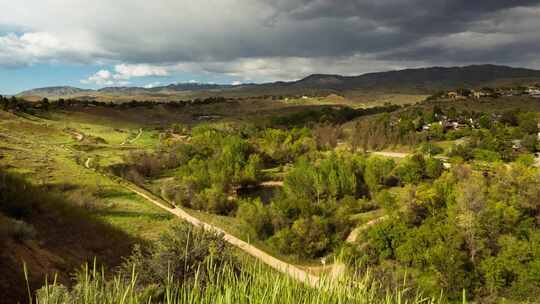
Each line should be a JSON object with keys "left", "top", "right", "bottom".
{"left": 17, "top": 65, "right": 540, "bottom": 100}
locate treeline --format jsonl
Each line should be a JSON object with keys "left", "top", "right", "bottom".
{"left": 0, "top": 95, "right": 233, "bottom": 113}
{"left": 350, "top": 163, "right": 540, "bottom": 301}
{"left": 272, "top": 104, "right": 401, "bottom": 127}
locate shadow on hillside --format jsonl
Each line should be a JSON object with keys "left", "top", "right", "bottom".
{"left": 0, "top": 168, "right": 142, "bottom": 304}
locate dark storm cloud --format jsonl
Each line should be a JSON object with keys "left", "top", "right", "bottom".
{"left": 2, "top": 0, "right": 540, "bottom": 79}
{"left": 260, "top": 0, "right": 540, "bottom": 60}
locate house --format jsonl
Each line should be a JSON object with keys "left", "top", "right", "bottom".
{"left": 512, "top": 139, "right": 522, "bottom": 151}
{"left": 526, "top": 88, "right": 540, "bottom": 95}
{"left": 441, "top": 120, "right": 465, "bottom": 131}
{"left": 471, "top": 90, "right": 484, "bottom": 99}
{"left": 447, "top": 91, "right": 458, "bottom": 99}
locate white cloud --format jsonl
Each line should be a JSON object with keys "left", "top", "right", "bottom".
{"left": 144, "top": 81, "right": 161, "bottom": 88}
{"left": 81, "top": 69, "right": 113, "bottom": 85}
{"left": 81, "top": 63, "right": 169, "bottom": 86}
{"left": 113, "top": 64, "right": 169, "bottom": 80}
{"left": 232, "top": 81, "right": 242, "bottom": 85}
{"left": 0, "top": 31, "right": 103, "bottom": 67}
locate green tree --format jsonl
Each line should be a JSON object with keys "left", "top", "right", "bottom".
{"left": 517, "top": 112, "right": 538, "bottom": 134}
{"left": 394, "top": 154, "right": 425, "bottom": 184}
{"left": 364, "top": 156, "right": 395, "bottom": 193}
{"left": 479, "top": 114, "right": 492, "bottom": 129}
{"left": 41, "top": 98, "right": 50, "bottom": 111}
{"left": 425, "top": 157, "right": 444, "bottom": 179}
{"left": 236, "top": 198, "right": 273, "bottom": 239}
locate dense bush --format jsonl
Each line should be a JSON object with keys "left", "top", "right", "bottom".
{"left": 255, "top": 127, "right": 315, "bottom": 165}
{"left": 119, "top": 222, "right": 238, "bottom": 288}
{"left": 265, "top": 153, "right": 366, "bottom": 258}
{"left": 236, "top": 198, "right": 273, "bottom": 239}
{"left": 355, "top": 163, "right": 540, "bottom": 301}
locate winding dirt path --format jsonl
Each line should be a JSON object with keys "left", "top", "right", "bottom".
{"left": 84, "top": 158, "right": 92, "bottom": 169}
{"left": 370, "top": 151, "right": 409, "bottom": 158}
{"left": 259, "top": 180, "right": 284, "bottom": 187}
{"left": 121, "top": 128, "right": 143, "bottom": 145}
{"left": 120, "top": 181, "right": 320, "bottom": 287}
{"left": 346, "top": 216, "right": 388, "bottom": 243}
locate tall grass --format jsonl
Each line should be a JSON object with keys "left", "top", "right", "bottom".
{"left": 33, "top": 259, "right": 451, "bottom": 304}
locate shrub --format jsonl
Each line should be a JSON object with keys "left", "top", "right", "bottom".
{"left": 418, "top": 142, "right": 443, "bottom": 156}
{"left": 425, "top": 158, "right": 444, "bottom": 179}
{"left": 0, "top": 217, "right": 37, "bottom": 242}
{"left": 119, "top": 222, "right": 238, "bottom": 287}
{"left": 236, "top": 198, "right": 273, "bottom": 239}
{"left": 364, "top": 156, "right": 396, "bottom": 193}
{"left": 472, "top": 148, "right": 500, "bottom": 162}
{"left": 394, "top": 154, "right": 425, "bottom": 184}
{"left": 9, "top": 219, "right": 37, "bottom": 241}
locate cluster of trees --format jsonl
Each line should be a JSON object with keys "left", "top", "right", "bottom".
{"left": 0, "top": 95, "right": 28, "bottom": 112}
{"left": 350, "top": 110, "right": 431, "bottom": 151}
{"left": 351, "top": 105, "right": 539, "bottom": 161}
{"left": 271, "top": 104, "right": 401, "bottom": 128}
{"left": 235, "top": 153, "right": 444, "bottom": 259}
{"left": 353, "top": 163, "right": 540, "bottom": 301}
{"left": 255, "top": 127, "right": 315, "bottom": 165}
{"left": 449, "top": 111, "right": 539, "bottom": 162}
{"left": 0, "top": 95, "right": 236, "bottom": 114}
{"left": 119, "top": 122, "right": 333, "bottom": 216}
{"left": 238, "top": 153, "right": 365, "bottom": 258}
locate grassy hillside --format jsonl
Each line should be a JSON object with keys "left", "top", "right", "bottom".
{"left": 0, "top": 169, "right": 137, "bottom": 304}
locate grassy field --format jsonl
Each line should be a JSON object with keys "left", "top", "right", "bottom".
{"left": 0, "top": 110, "right": 174, "bottom": 240}
{"left": 33, "top": 259, "right": 451, "bottom": 304}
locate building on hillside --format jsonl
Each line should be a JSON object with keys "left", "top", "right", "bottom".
{"left": 447, "top": 91, "right": 458, "bottom": 99}
{"left": 441, "top": 120, "right": 464, "bottom": 131}
{"left": 526, "top": 87, "right": 540, "bottom": 95}
{"left": 512, "top": 139, "right": 522, "bottom": 151}
{"left": 471, "top": 90, "right": 484, "bottom": 99}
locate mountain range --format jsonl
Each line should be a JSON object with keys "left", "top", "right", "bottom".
{"left": 17, "top": 65, "right": 540, "bottom": 99}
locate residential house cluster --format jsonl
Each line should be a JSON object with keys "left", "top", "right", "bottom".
{"left": 420, "top": 113, "right": 476, "bottom": 132}
{"left": 444, "top": 85, "right": 540, "bottom": 100}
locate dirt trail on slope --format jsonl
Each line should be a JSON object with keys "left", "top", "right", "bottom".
{"left": 259, "top": 180, "right": 284, "bottom": 187}
{"left": 121, "top": 182, "right": 320, "bottom": 287}
{"left": 370, "top": 151, "right": 409, "bottom": 158}
{"left": 121, "top": 128, "right": 143, "bottom": 145}
{"left": 346, "top": 216, "right": 388, "bottom": 243}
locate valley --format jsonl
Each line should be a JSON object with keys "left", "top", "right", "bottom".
{"left": 2, "top": 70, "right": 540, "bottom": 303}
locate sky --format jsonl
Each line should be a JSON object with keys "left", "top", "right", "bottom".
{"left": 1, "top": 0, "right": 540, "bottom": 94}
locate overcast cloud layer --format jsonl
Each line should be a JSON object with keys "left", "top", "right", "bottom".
{"left": 1, "top": 0, "right": 540, "bottom": 86}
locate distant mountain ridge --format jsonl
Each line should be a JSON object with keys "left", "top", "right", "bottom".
{"left": 17, "top": 65, "right": 540, "bottom": 98}
{"left": 18, "top": 86, "right": 93, "bottom": 97}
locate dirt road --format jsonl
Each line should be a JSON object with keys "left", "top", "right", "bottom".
{"left": 121, "top": 182, "right": 321, "bottom": 287}
{"left": 370, "top": 151, "right": 409, "bottom": 158}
